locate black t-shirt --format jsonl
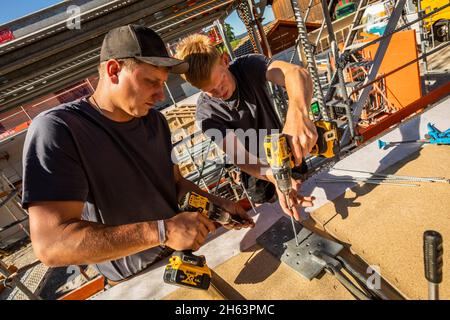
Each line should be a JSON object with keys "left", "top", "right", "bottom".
{"left": 22, "top": 98, "right": 178, "bottom": 281}
{"left": 196, "top": 54, "right": 282, "bottom": 160}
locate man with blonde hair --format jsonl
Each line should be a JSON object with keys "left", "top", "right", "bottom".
{"left": 175, "top": 34, "right": 317, "bottom": 221}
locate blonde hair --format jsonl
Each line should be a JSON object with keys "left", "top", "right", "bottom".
{"left": 175, "top": 34, "right": 221, "bottom": 88}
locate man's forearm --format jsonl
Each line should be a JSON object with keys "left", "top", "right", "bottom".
{"left": 41, "top": 220, "right": 159, "bottom": 266}
{"left": 284, "top": 67, "right": 313, "bottom": 115}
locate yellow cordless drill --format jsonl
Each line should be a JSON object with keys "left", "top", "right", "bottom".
{"left": 180, "top": 191, "right": 247, "bottom": 225}
{"left": 264, "top": 121, "right": 338, "bottom": 245}
{"left": 264, "top": 133, "right": 300, "bottom": 245}
{"left": 163, "top": 192, "right": 246, "bottom": 290}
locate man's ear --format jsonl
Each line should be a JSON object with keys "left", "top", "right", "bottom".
{"left": 105, "top": 59, "right": 121, "bottom": 84}
{"left": 221, "top": 52, "right": 231, "bottom": 67}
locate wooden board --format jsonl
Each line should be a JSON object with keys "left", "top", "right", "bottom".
{"left": 310, "top": 145, "right": 450, "bottom": 300}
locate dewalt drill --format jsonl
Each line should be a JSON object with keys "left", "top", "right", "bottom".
{"left": 264, "top": 121, "right": 338, "bottom": 244}
{"left": 180, "top": 191, "right": 247, "bottom": 225}
{"left": 163, "top": 192, "right": 246, "bottom": 290}
{"left": 264, "top": 133, "right": 300, "bottom": 245}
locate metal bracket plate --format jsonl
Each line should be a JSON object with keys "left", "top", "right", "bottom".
{"left": 257, "top": 216, "right": 344, "bottom": 280}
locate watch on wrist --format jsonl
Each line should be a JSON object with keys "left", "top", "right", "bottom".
{"left": 157, "top": 220, "right": 167, "bottom": 247}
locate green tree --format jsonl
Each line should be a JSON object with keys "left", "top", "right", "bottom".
{"left": 224, "top": 22, "right": 236, "bottom": 41}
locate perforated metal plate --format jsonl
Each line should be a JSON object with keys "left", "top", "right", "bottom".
{"left": 257, "top": 216, "right": 343, "bottom": 280}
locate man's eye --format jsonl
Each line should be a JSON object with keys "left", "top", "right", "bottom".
{"left": 147, "top": 79, "right": 158, "bottom": 86}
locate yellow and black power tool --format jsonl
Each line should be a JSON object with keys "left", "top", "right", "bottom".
{"left": 264, "top": 133, "right": 295, "bottom": 208}
{"left": 163, "top": 192, "right": 246, "bottom": 290}
{"left": 264, "top": 133, "right": 300, "bottom": 244}
{"left": 310, "top": 120, "right": 338, "bottom": 159}
{"left": 181, "top": 191, "right": 247, "bottom": 225}
{"left": 263, "top": 121, "right": 338, "bottom": 206}
{"left": 163, "top": 250, "right": 211, "bottom": 290}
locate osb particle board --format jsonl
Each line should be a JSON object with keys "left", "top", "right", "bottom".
{"left": 163, "top": 245, "right": 355, "bottom": 300}
{"left": 309, "top": 145, "right": 450, "bottom": 300}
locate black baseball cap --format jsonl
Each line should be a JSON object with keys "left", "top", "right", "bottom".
{"left": 100, "top": 24, "right": 188, "bottom": 74}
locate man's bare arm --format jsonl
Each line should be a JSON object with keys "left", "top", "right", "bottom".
{"left": 266, "top": 60, "right": 317, "bottom": 165}
{"left": 29, "top": 200, "right": 214, "bottom": 267}
{"left": 266, "top": 60, "right": 313, "bottom": 112}
{"left": 29, "top": 201, "right": 158, "bottom": 267}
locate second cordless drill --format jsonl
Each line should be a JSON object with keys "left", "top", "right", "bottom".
{"left": 264, "top": 133, "right": 300, "bottom": 245}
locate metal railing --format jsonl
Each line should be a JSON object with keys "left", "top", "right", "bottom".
{"left": 0, "top": 80, "right": 95, "bottom": 143}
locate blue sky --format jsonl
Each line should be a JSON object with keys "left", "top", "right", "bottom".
{"left": 0, "top": 0, "right": 61, "bottom": 25}
{"left": 225, "top": 7, "right": 275, "bottom": 37}
{"left": 1, "top": 1, "right": 275, "bottom": 36}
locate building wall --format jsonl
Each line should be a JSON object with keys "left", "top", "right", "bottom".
{"left": 272, "top": 0, "right": 325, "bottom": 23}
{"left": 272, "top": 0, "right": 295, "bottom": 20}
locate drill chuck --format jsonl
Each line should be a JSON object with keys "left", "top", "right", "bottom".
{"left": 272, "top": 169, "right": 292, "bottom": 194}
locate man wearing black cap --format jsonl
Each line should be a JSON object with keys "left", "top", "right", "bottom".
{"left": 22, "top": 25, "right": 253, "bottom": 284}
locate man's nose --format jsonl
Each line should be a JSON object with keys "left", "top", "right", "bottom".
{"left": 155, "top": 86, "right": 165, "bottom": 102}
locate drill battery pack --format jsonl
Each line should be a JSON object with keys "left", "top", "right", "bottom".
{"left": 163, "top": 251, "right": 211, "bottom": 290}
{"left": 311, "top": 120, "right": 338, "bottom": 158}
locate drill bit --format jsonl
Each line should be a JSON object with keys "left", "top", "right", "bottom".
{"left": 285, "top": 193, "right": 299, "bottom": 247}
{"left": 239, "top": 181, "right": 258, "bottom": 215}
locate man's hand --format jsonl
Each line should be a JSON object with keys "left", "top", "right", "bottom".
{"left": 165, "top": 212, "right": 216, "bottom": 252}
{"left": 268, "top": 175, "right": 315, "bottom": 221}
{"left": 215, "top": 198, "right": 255, "bottom": 230}
{"left": 283, "top": 107, "right": 318, "bottom": 166}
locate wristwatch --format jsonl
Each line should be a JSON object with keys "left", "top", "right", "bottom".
{"left": 157, "top": 220, "right": 167, "bottom": 247}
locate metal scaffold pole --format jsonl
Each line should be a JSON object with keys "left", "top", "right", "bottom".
{"left": 164, "top": 82, "right": 177, "bottom": 108}
{"left": 215, "top": 19, "right": 236, "bottom": 60}
{"left": 290, "top": 0, "right": 329, "bottom": 121}
{"left": 237, "top": 0, "right": 288, "bottom": 125}
{"left": 236, "top": 1, "right": 264, "bottom": 54}
{"left": 340, "top": 0, "right": 408, "bottom": 145}
{"left": 249, "top": 0, "right": 272, "bottom": 58}
{"left": 319, "top": 0, "right": 354, "bottom": 137}
{"left": 417, "top": 0, "right": 428, "bottom": 93}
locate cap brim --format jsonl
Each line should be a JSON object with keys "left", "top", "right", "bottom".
{"left": 135, "top": 56, "right": 189, "bottom": 74}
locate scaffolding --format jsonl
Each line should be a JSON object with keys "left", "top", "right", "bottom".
{"left": 0, "top": 0, "right": 449, "bottom": 300}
